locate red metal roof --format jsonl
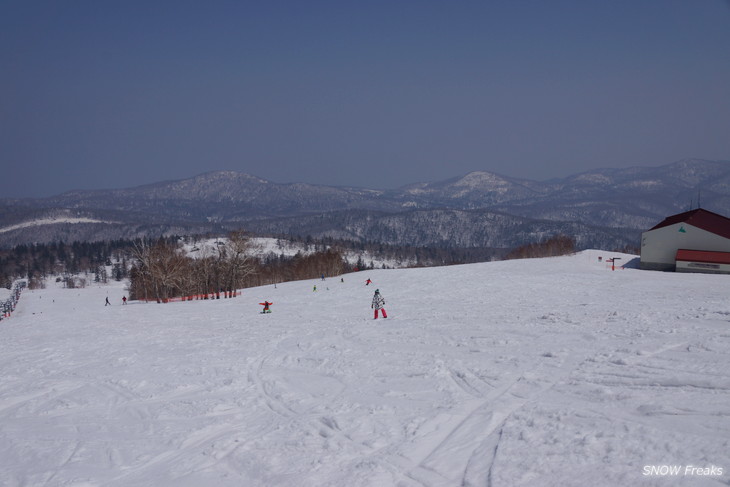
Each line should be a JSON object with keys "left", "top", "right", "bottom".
{"left": 676, "top": 249, "right": 730, "bottom": 265}
{"left": 650, "top": 208, "right": 730, "bottom": 240}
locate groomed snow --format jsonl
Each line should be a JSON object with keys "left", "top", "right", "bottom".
{"left": 0, "top": 217, "right": 111, "bottom": 234}
{"left": 1, "top": 251, "right": 728, "bottom": 486}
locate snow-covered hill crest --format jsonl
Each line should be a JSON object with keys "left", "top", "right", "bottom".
{"left": 0, "top": 217, "right": 112, "bottom": 234}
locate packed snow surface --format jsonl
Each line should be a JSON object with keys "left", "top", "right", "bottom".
{"left": 0, "top": 217, "right": 111, "bottom": 234}
{"left": 1, "top": 251, "right": 729, "bottom": 486}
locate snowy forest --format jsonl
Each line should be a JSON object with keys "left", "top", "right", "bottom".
{"left": 127, "top": 232, "right": 349, "bottom": 302}
{"left": 0, "top": 239, "right": 133, "bottom": 290}
{"left": 0, "top": 231, "right": 583, "bottom": 301}
{"left": 0, "top": 234, "right": 355, "bottom": 297}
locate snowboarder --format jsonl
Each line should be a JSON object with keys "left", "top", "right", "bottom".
{"left": 371, "top": 289, "right": 387, "bottom": 319}
{"left": 259, "top": 301, "right": 273, "bottom": 313}
{"left": 365, "top": 278, "right": 372, "bottom": 286}
{"left": 122, "top": 296, "right": 127, "bottom": 305}
{"left": 105, "top": 297, "right": 110, "bottom": 306}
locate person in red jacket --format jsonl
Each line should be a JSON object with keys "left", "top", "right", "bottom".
{"left": 259, "top": 301, "right": 273, "bottom": 313}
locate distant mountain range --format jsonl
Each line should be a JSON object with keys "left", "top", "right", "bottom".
{"left": 1, "top": 158, "right": 729, "bottom": 250}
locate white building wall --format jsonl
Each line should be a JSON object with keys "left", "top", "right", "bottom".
{"left": 640, "top": 223, "right": 730, "bottom": 271}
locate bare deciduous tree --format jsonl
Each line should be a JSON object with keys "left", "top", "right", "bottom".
{"left": 129, "top": 233, "right": 259, "bottom": 302}
{"left": 217, "top": 231, "right": 258, "bottom": 297}
{"left": 130, "top": 239, "right": 188, "bottom": 302}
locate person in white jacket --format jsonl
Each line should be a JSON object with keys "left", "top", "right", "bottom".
{"left": 371, "top": 289, "right": 387, "bottom": 319}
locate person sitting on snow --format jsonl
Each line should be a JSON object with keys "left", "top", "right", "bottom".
{"left": 260, "top": 301, "right": 273, "bottom": 313}
{"left": 371, "top": 289, "right": 387, "bottom": 319}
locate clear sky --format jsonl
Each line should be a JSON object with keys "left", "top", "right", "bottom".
{"left": 2, "top": 1, "right": 730, "bottom": 198}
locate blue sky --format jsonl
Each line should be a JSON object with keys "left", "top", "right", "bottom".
{"left": 2, "top": 1, "right": 730, "bottom": 197}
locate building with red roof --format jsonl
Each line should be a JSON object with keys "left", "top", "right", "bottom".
{"left": 640, "top": 208, "right": 730, "bottom": 273}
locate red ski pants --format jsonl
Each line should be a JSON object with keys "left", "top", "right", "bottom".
{"left": 374, "top": 308, "right": 387, "bottom": 319}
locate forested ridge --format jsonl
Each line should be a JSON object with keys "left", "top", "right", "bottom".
{"left": 0, "top": 231, "right": 601, "bottom": 300}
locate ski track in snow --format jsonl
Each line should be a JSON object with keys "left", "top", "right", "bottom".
{"left": 1, "top": 250, "right": 730, "bottom": 486}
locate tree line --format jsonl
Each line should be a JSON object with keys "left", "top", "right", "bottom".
{"left": 266, "top": 234, "right": 508, "bottom": 267}
{"left": 0, "top": 239, "right": 133, "bottom": 290}
{"left": 504, "top": 235, "right": 577, "bottom": 260}
{"left": 129, "top": 231, "right": 256, "bottom": 302}
{"left": 0, "top": 232, "right": 357, "bottom": 299}
{"left": 0, "top": 230, "right": 607, "bottom": 298}
{"left": 128, "top": 232, "right": 354, "bottom": 302}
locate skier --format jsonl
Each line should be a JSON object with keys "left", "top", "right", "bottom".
{"left": 371, "top": 289, "right": 387, "bottom": 319}
{"left": 105, "top": 297, "right": 110, "bottom": 306}
{"left": 365, "top": 278, "right": 372, "bottom": 286}
{"left": 122, "top": 296, "right": 127, "bottom": 305}
{"left": 259, "top": 301, "right": 273, "bottom": 313}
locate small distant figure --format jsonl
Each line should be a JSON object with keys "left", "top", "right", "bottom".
{"left": 341, "top": 278, "right": 344, "bottom": 283}
{"left": 105, "top": 297, "right": 110, "bottom": 306}
{"left": 313, "top": 285, "right": 317, "bottom": 292}
{"left": 259, "top": 301, "right": 273, "bottom": 314}
{"left": 365, "top": 278, "right": 372, "bottom": 286}
{"left": 122, "top": 296, "right": 127, "bottom": 305}
{"left": 321, "top": 274, "right": 326, "bottom": 281}
{"left": 371, "top": 289, "right": 387, "bottom": 319}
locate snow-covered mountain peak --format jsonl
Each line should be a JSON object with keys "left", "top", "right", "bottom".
{"left": 3, "top": 158, "right": 730, "bottom": 249}
{"left": 452, "top": 171, "right": 509, "bottom": 188}
{"left": 190, "top": 171, "right": 268, "bottom": 185}
{"left": 571, "top": 173, "right": 614, "bottom": 185}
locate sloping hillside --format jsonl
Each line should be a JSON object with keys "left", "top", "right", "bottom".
{"left": 0, "top": 252, "right": 728, "bottom": 486}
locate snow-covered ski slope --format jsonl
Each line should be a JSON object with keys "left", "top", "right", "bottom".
{"left": 1, "top": 251, "right": 728, "bottom": 486}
